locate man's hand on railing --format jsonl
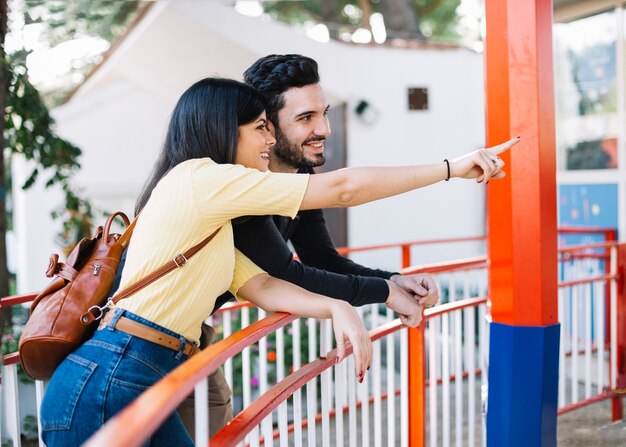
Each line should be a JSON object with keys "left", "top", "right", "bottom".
{"left": 385, "top": 279, "right": 424, "bottom": 328}
{"left": 389, "top": 273, "right": 439, "bottom": 309}
{"left": 330, "top": 301, "right": 373, "bottom": 382}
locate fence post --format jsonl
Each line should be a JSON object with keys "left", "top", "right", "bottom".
{"left": 606, "top": 230, "right": 617, "bottom": 380}
{"left": 408, "top": 324, "right": 426, "bottom": 447}
{"left": 401, "top": 244, "right": 411, "bottom": 269}
{"left": 613, "top": 243, "right": 626, "bottom": 421}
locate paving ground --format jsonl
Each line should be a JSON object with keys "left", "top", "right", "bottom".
{"left": 558, "top": 397, "right": 626, "bottom": 447}
{"left": 297, "top": 394, "right": 626, "bottom": 446}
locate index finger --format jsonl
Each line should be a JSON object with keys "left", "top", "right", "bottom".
{"left": 487, "top": 136, "right": 521, "bottom": 156}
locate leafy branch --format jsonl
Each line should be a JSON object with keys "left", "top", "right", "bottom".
{"left": 3, "top": 51, "right": 93, "bottom": 250}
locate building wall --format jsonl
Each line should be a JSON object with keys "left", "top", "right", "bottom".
{"left": 13, "top": 1, "right": 486, "bottom": 292}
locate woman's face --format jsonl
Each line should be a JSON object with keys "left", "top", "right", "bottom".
{"left": 235, "top": 112, "right": 276, "bottom": 172}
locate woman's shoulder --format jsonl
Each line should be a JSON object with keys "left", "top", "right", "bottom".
{"left": 167, "top": 158, "right": 234, "bottom": 179}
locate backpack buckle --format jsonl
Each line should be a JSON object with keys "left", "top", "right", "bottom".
{"left": 173, "top": 254, "right": 188, "bottom": 267}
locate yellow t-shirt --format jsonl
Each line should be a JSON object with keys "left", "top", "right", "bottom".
{"left": 116, "top": 158, "right": 309, "bottom": 343}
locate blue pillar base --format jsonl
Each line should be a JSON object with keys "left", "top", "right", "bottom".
{"left": 486, "top": 322, "right": 560, "bottom": 447}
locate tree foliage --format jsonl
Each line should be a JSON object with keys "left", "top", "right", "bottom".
{"left": 3, "top": 50, "right": 94, "bottom": 254}
{"left": 264, "top": 0, "right": 462, "bottom": 42}
{"left": 22, "top": 0, "right": 145, "bottom": 107}
{"left": 0, "top": 1, "right": 140, "bottom": 323}
{"left": 4, "top": 51, "right": 81, "bottom": 190}
{"left": 25, "top": 0, "right": 142, "bottom": 46}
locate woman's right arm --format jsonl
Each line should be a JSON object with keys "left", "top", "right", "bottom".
{"left": 237, "top": 273, "right": 373, "bottom": 379}
{"left": 299, "top": 137, "right": 519, "bottom": 210}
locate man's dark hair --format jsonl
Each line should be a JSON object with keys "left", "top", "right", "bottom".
{"left": 243, "top": 54, "right": 319, "bottom": 126}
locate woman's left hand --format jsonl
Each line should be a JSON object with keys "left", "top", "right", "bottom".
{"left": 331, "top": 301, "right": 373, "bottom": 382}
{"left": 450, "top": 136, "right": 520, "bottom": 183}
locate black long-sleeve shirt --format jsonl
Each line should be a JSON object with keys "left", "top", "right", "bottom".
{"left": 211, "top": 168, "right": 394, "bottom": 310}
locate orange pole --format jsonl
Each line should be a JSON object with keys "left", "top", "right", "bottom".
{"left": 484, "top": 0, "right": 559, "bottom": 445}
{"left": 486, "top": 0, "right": 558, "bottom": 327}
{"left": 408, "top": 325, "right": 426, "bottom": 446}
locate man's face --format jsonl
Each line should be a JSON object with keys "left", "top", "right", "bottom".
{"left": 271, "top": 83, "right": 331, "bottom": 170}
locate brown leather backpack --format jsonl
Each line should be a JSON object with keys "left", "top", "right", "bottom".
{"left": 18, "top": 212, "right": 134, "bottom": 380}
{"left": 18, "top": 211, "right": 221, "bottom": 381}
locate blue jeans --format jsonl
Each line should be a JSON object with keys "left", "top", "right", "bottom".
{"left": 40, "top": 308, "right": 195, "bottom": 447}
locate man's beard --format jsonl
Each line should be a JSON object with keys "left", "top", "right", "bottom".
{"left": 272, "top": 129, "right": 326, "bottom": 169}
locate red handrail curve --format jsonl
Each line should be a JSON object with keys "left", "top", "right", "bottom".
{"left": 559, "top": 274, "right": 619, "bottom": 288}
{"left": 559, "top": 241, "right": 619, "bottom": 253}
{"left": 0, "top": 293, "right": 37, "bottom": 307}
{"left": 212, "top": 297, "right": 489, "bottom": 446}
{"left": 86, "top": 295, "right": 489, "bottom": 446}
{"left": 558, "top": 226, "right": 616, "bottom": 235}
{"left": 401, "top": 256, "right": 487, "bottom": 275}
{"left": 83, "top": 312, "right": 297, "bottom": 447}
{"left": 336, "top": 235, "right": 486, "bottom": 255}
{"left": 3, "top": 352, "right": 20, "bottom": 367}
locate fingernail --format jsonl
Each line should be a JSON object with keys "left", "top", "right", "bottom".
{"left": 358, "top": 377, "right": 364, "bottom": 383}
{"left": 335, "top": 356, "right": 339, "bottom": 364}
{"left": 358, "top": 371, "right": 363, "bottom": 378}
{"left": 367, "top": 364, "right": 371, "bottom": 371}
{"left": 516, "top": 135, "right": 521, "bottom": 139}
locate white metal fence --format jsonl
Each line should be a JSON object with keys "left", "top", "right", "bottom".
{"left": 2, "top": 241, "right": 623, "bottom": 447}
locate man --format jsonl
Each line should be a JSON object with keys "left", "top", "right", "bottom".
{"left": 239, "top": 54, "right": 436, "bottom": 311}
{"left": 177, "top": 54, "right": 438, "bottom": 438}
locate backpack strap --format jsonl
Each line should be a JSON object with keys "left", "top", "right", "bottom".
{"left": 80, "top": 225, "right": 222, "bottom": 325}
{"left": 110, "top": 226, "right": 222, "bottom": 303}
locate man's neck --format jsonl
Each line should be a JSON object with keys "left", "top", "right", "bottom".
{"left": 269, "top": 158, "right": 299, "bottom": 173}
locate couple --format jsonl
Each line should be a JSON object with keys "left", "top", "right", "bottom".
{"left": 40, "top": 54, "right": 517, "bottom": 446}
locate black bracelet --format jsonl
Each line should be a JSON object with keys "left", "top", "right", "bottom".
{"left": 443, "top": 159, "right": 451, "bottom": 181}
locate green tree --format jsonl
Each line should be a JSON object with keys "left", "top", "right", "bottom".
{"left": 0, "top": 1, "right": 141, "bottom": 330}
{"left": 264, "top": 0, "right": 462, "bottom": 42}
{"left": 25, "top": 0, "right": 145, "bottom": 107}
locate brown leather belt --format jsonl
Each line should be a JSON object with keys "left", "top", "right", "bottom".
{"left": 101, "top": 312, "right": 199, "bottom": 357}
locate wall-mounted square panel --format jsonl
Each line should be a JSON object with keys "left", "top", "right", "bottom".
{"left": 408, "top": 87, "right": 429, "bottom": 110}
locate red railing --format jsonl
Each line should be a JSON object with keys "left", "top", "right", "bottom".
{"left": 2, "top": 229, "right": 623, "bottom": 447}
{"left": 337, "top": 235, "right": 486, "bottom": 269}
{"left": 213, "top": 298, "right": 488, "bottom": 446}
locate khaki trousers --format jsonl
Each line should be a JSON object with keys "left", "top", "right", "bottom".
{"left": 176, "top": 323, "right": 233, "bottom": 441}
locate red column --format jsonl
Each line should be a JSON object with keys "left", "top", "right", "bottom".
{"left": 486, "top": 0, "right": 558, "bottom": 327}
{"left": 408, "top": 326, "right": 426, "bottom": 446}
{"left": 484, "top": 0, "right": 560, "bottom": 445}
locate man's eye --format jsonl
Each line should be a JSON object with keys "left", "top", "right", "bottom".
{"left": 301, "top": 115, "right": 312, "bottom": 121}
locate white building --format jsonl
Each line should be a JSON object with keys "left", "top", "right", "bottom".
{"left": 13, "top": 0, "right": 488, "bottom": 293}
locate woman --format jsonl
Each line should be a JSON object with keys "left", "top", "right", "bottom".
{"left": 40, "top": 78, "right": 517, "bottom": 446}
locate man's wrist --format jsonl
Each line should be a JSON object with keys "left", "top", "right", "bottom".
{"left": 389, "top": 274, "right": 401, "bottom": 283}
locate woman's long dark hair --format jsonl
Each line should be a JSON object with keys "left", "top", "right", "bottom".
{"left": 135, "top": 78, "right": 267, "bottom": 215}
